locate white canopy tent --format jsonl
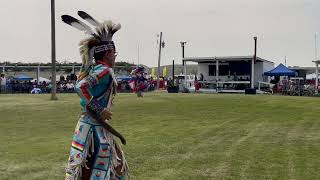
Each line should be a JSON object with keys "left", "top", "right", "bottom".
{"left": 31, "top": 77, "right": 51, "bottom": 83}
{"left": 306, "top": 73, "right": 320, "bottom": 80}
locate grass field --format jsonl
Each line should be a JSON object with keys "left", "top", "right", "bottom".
{"left": 0, "top": 93, "right": 320, "bottom": 180}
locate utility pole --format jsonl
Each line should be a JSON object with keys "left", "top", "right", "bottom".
{"left": 50, "top": 0, "right": 58, "bottom": 100}
{"left": 157, "top": 32, "right": 163, "bottom": 90}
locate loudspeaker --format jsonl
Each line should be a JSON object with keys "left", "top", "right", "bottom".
{"left": 245, "top": 88, "right": 256, "bottom": 94}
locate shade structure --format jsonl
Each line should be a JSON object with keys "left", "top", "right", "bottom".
{"left": 13, "top": 74, "right": 33, "bottom": 81}
{"left": 31, "top": 77, "right": 51, "bottom": 83}
{"left": 116, "top": 75, "right": 132, "bottom": 82}
{"left": 264, "top": 63, "right": 296, "bottom": 76}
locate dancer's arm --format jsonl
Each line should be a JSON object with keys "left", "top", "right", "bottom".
{"left": 76, "top": 66, "right": 112, "bottom": 119}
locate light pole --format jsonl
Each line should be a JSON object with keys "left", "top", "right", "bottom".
{"left": 51, "top": 0, "right": 58, "bottom": 100}
{"left": 251, "top": 37, "right": 257, "bottom": 89}
{"left": 315, "top": 33, "right": 318, "bottom": 62}
{"left": 285, "top": 56, "right": 287, "bottom": 66}
{"left": 172, "top": 59, "right": 175, "bottom": 81}
{"left": 137, "top": 44, "right": 140, "bottom": 65}
{"left": 180, "top": 42, "right": 187, "bottom": 60}
{"left": 315, "top": 33, "right": 319, "bottom": 93}
{"left": 2, "top": 62, "right": 5, "bottom": 73}
{"left": 180, "top": 41, "right": 187, "bottom": 88}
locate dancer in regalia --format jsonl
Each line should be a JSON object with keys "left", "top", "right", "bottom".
{"left": 61, "top": 11, "right": 129, "bottom": 180}
{"left": 130, "top": 66, "right": 148, "bottom": 97}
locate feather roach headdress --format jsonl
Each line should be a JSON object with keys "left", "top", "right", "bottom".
{"left": 61, "top": 11, "right": 121, "bottom": 80}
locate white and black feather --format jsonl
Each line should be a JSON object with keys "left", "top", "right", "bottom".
{"left": 77, "top": 11, "right": 101, "bottom": 27}
{"left": 61, "top": 15, "right": 94, "bottom": 34}
{"left": 61, "top": 12, "right": 121, "bottom": 80}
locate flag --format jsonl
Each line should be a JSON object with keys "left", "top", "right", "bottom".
{"left": 129, "top": 81, "right": 135, "bottom": 90}
{"left": 162, "top": 67, "right": 167, "bottom": 77}
{"left": 151, "top": 68, "right": 155, "bottom": 78}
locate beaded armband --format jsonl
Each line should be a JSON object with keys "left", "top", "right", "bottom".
{"left": 86, "top": 74, "right": 99, "bottom": 88}
{"left": 86, "top": 98, "right": 104, "bottom": 116}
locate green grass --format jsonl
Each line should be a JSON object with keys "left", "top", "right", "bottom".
{"left": 1, "top": 93, "right": 320, "bottom": 180}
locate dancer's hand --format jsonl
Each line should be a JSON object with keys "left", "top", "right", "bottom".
{"left": 101, "top": 109, "right": 112, "bottom": 120}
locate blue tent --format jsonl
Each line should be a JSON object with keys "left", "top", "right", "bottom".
{"left": 116, "top": 75, "right": 132, "bottom": 82}
{"left": 14, "top": 74, "right": 33, "bottom": 81}
{"left": 264, "top": 63, "right": 296, "bottom": 76}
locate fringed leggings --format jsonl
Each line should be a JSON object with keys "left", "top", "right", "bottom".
{"left": 65, "top": 115, "right": 129, "bottom": 180}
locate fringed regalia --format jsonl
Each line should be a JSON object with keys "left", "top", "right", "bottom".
{"left": 130, "top": 66, "right": 148, "bottom": 97}
{"left": 61, "top": 11, "right": 129, "bottom": 180}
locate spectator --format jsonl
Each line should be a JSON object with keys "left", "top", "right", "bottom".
{"left": 66, "top": 81, "right": 75, "bottom": 93}
{"left": 199, "top": 73, "right": 204, "bottom": 81}
{"left": 47, "top": 83, "right": 52, "bottom": 93}
{"left": 60, "top": 75, "right": 65, "bottom": 82}
{"left": 0, "top": 73, "right": 6, "bottom": 93}
{"left": 233, "top": 72, "right": 238, "bottom": 81}
{"left": 31, "top": 85, "right": 42, "bottom": 94}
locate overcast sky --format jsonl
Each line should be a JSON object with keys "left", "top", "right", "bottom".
{"left": 0, "top": 0, "right": 319, "bottom": 67}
